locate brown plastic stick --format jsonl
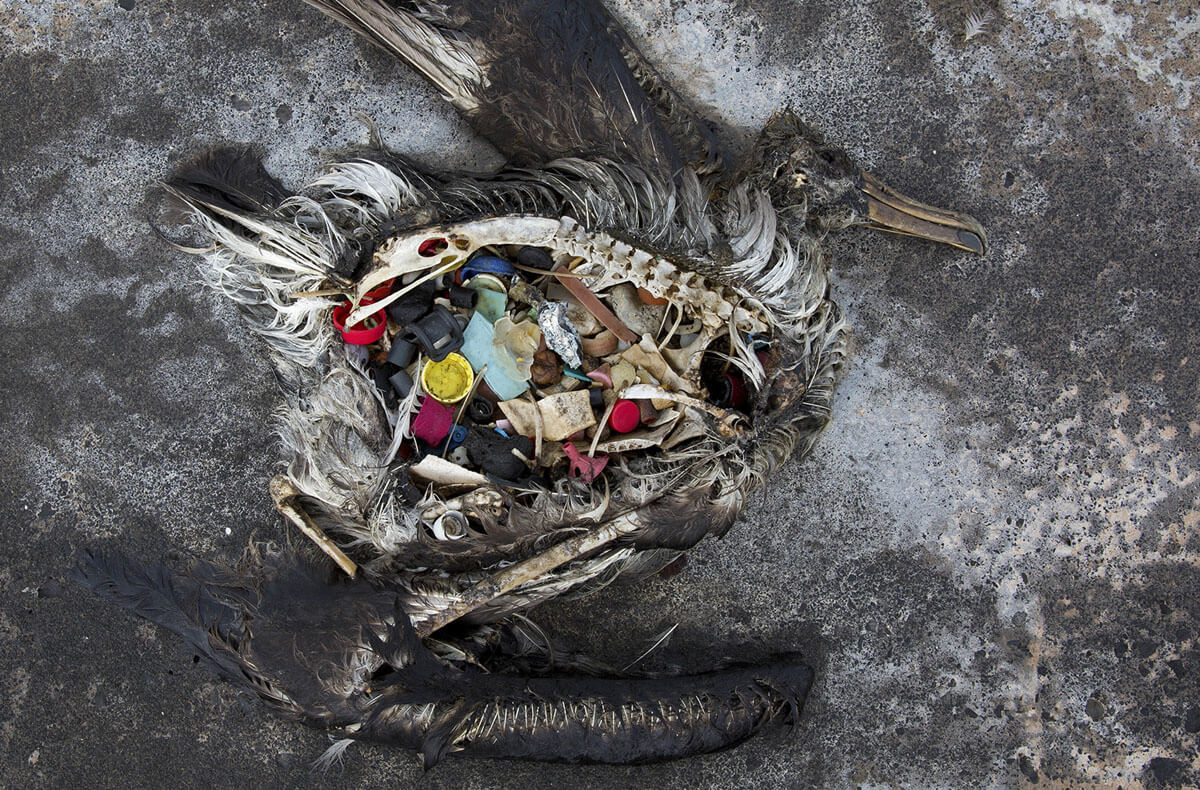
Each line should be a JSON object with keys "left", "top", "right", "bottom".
{"left": 552, "top": 269, "right": 639, "bottom": 344}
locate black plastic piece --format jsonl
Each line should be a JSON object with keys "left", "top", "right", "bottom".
{"left": 385, "top": 279, "right": 437, "bottom": 326}
{"left": 386, "top": 337, "right": 416, "bottom": 368}
{"left": 466, "top": 397, "right": 494, "bottom": 424}
{"left": 464, "top": 428, "right": 533, "bottom": 480}
{"left": 402, "top": 304, "right": 463, "bottom": 362}
{"left": 448, "top": 285, "right": 478, "bottom": 310}
{"left": 369, "top": 362, "right": 399, "bottom": 409}
{"left": 516, "top": 246, "right": 555, "bottom": 271}
{"left": 388, "top": 369, "right": 414, "bottom": 398}
{"left": 589, "top": 387, "right": 604, "bottom": 410}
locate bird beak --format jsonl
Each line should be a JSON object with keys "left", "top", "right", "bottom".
{"left": 859, "top": 172, "right": 987, "bottom": 254}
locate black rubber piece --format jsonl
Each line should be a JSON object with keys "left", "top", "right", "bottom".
{"left": 516, "top": 245, "right": 555, "bottom": 271}
{"left": 387, "top": 337, "right": 416, "bottom": 368}
{"left": 385, "top": 280, "right": 437, "bottom": 326}
{"left": 369, "top": 362, "right": 399, "bottom": 409}
{"left": 466, "top": 397, "right": 494, "bottom": 423}
{"left": 389, "top": 369, "right": 414, "bottom": 398}
{"left": 448, "top": 285, "right": 478, "bottom": 310}
{"left": 403, "top": 304, "right": 464, "bottom": 362}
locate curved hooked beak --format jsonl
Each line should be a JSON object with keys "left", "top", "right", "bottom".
{"left": 860, "top": 172, "right": 987, "bottom": 254}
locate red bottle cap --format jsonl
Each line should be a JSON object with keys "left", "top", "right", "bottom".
{"left": 332, "top": 301, "right": 387, "bottom": 345}
{"left": 609, "top": 399, "right": 641, "bottom": 433}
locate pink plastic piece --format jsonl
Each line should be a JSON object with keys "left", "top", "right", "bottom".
{"left": 563, "top": 442, "right": 608, "bottom": 483}
{"left": 412, "top": 398, "right": 454, "bottom": 445}
{"left": 586, "top": 365, "right": 613, "bottom": 388}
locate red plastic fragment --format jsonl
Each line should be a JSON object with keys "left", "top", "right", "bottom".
{"left": 719, "top": 372, "right": 747, "bottom": 408}
{"left": 418, "top": 237, "right": 448, "bottom": 257}
{"left": 562, "top": 442, "right": 608, "bottom": 483}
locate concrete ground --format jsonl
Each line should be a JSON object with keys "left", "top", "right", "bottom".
{"left": 1, "top": 0, "right": 1197, "bottom": 787}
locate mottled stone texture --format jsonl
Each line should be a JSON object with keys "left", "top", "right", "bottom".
{"left": 1, "top": 0, "right": 1196, "bottom": 787}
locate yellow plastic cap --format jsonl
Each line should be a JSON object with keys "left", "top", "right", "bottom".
{"left": 420, "top": 352, "right": 474, "bottom": 404}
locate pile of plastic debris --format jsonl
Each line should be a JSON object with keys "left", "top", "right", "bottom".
{"left": 332, "top": 241, "right": 769, "bottom": 541}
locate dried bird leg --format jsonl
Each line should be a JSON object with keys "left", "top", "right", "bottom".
{"left": 269, "top": 476, "right": 358, "bottom": 577}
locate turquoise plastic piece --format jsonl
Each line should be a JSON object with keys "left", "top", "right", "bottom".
{"left": 460, "top": 314, "right": 528, "bottom": 400}
{"left": 468, "top": 284, "right": 508, "bottom": 323}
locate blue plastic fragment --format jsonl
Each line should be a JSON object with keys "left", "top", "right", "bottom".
{"left": 433, "top": 424, "right": 469, "bottom": 454}
{"left": 460, "top": 255, "right": 516, "bottom": 280}
{"left": 562, "top": 367, "right": 592, "bottom": 383}
{"left": 460, "top": 313, "right": 529, "bottom": 400}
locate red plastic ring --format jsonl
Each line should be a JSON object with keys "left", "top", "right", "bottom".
{"left": 719, "top": 373, "right": 747, "bottom": 408}
{"left": 332, "top": 301, "right": 387, "bottom": 345}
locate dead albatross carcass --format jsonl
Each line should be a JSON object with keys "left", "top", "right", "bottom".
{"left": 75, "top": 0, "right": 986, "bottom": 766}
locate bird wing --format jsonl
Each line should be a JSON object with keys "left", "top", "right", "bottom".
{"left": 74, "top": 544, "right": 813, "bottom": 765}
{"left": 302, "top": 0, "right": 728, "bottom": 174}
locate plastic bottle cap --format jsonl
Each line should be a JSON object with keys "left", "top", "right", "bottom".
{"left": 332, "top": 301, "right": 387, "bottom": 345}
{"left": 609, "top": 399, "right": 641, "bottom": 433}
{"left": 420, "top": 352, "right": 474, "bottom": 404}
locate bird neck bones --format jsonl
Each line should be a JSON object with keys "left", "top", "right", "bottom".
{"left": 360, "top": 215, "right": 772, "bottom": 338}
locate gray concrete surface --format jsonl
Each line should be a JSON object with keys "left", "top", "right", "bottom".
{"left": 1, "top": 0, "right": 1197, "bottom": 787}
